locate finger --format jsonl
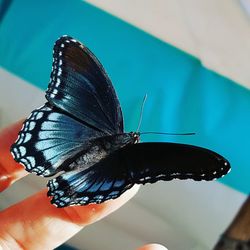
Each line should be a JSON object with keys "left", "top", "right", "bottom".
{"left": 137, "top": 243, "right": 168, "bottom": 250}
{"left": 0, "top": 185, "right": 139, "bottom": 250}
{"left": 0, "top": 120, "right": 27, "bottom": 192}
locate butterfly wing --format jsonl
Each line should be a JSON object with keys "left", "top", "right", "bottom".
{"left": 46, "top": 35, "right": 123, "bottom": 134}
{"left": 47, "top": 157, "right": 133, "bottom": 207}
{"left": 47, "top": 142, "right": 230, "bottom": 207}
{"left": 11, "top": 104, "right": 105, "bottom": 177}
{"left": 120, "top": 142, "right": 231, "bottom": 183}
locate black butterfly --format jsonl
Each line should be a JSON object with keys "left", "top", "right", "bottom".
{"left": 11, "top": 36, "right": 231, "bottom": 208}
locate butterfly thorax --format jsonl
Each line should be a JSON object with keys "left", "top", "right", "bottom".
{"left": 68, "top": 132, "right": 139, "bottom": 171}
{"left": 100, "top": 132, "right": 140, "bottom": 151}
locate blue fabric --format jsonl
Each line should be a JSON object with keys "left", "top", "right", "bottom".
{"left": 0, "top": 0, "right": 249, "bottom": 194}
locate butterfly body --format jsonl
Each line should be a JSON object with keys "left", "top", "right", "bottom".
{"left": 66, "top": 132, "right": 139, "bottom": 172}
{"left": 11, "top": 35, "right": 231, "bottom": 207}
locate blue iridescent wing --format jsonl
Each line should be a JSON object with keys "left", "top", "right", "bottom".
{"left": 47, "top": 157, "right": 133, "bottom": 207}
{"left": 47, "top": 142, "right": 230, "bottom": 207}
{"left": 46, "top": 35, "right": 123, "bottom": 135}
{"left": 11, "top": 104, "right": 105, "bottom": 177}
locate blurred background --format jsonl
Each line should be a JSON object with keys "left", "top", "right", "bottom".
{"left": 0, "top": 0, "right": 250, "bottom": 249}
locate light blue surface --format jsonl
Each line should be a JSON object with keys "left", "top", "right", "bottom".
{"left": 0, "top": 0, "right": 249, "bottom": 194}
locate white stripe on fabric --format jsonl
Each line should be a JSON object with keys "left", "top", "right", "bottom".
{"left": 0, "top": 67, "right": 44, "bottom": 129}
{"left": 86, "top": 0, "right": 250, "bottom": 88}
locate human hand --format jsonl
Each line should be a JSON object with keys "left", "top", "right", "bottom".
{"left": 0, "top": 121, "right": 167, "bottom": 250}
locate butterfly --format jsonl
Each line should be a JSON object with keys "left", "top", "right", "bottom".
{"left": 11, "top": 35, "right": 231, "bottom": 208}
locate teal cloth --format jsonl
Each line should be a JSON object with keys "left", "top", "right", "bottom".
{"left": 0, "top": 0, "right": 249, "bottom": 194}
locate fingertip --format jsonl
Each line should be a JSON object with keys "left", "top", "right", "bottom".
{"left": 0, "top": 174, "right": 11, "bottom": 192}
{"left": 137, "top": 243, "right": 168, "bottom": 250}
{"left": 0, "top": 186, "right": 140, "bottom": 249}
{"left": 0, "top": 120, "right": 28, "bottom": 191}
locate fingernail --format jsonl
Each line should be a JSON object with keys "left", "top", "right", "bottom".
{"left": 0, "top": 175, "right": 10, "bottom": 192}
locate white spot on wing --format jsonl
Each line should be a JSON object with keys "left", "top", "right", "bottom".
{"left": 19, "top": 146, "right": 26, "bottom": 156}
{"left": 55, "top": 79, "right": 61, "bottom": 87}
{"left": 12, "top": 147, "right": 20, "bottom": 158}
{"left": 23, "top": 133, "right": 32, "bottom": 143}
{"left": 36, "top": 112, "right": 44, "bottom": 120}
{"left": 43, "top": 170, "right": 51, "bottom": 176}
{"left": 29, "top": 121, "right": 36, "bottom": 130}
{"left": 60, "top": 197, "right": 70, "bottom": 203}
{"left": 49, "top": 179, "right": 59, "bottom": 190}
{"left": 26, "top": 156, "right": 36, "bottom": 168}
{"left": 47, "top": 112, "right": 61, "bottom": 121}
{"left": 55, "top": 190, "right": 64, "bottom": 196}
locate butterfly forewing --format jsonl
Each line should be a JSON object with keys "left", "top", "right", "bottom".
{"left": 46, "top": 35, "right": 123, "bottom": 134}
{"left": 11, "top": 104, "right": 105, "bottom": 177}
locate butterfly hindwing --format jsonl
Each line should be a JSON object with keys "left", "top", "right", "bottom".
{"left": 11, "top": 104, "right": 105, "bottom": 177}
{"left": 47, "top": 154, "right": 134, "bottom": 207}
{"left": 118, "top": 142, "right": 231, "bottom": 183}
{"left": 46, "top": 35, "right": 123, "bottom": 135}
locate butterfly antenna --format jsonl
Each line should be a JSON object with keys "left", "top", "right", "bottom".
{"left": 136, "top": 94, "right": 147, "bottom": 132}
{"left": 140, "top": 132, "right": 195, "bottom": 135}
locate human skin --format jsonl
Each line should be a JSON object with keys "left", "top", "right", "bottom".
{"left": 0, "top": 121, "right": 167, "bottom": 250}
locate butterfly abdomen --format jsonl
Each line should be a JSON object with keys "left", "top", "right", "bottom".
{"left": 68, "top": 145, "right": 108, "bottom": 171}
{"left": 66, "top": 133, "right": 135, "bottom": 171}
